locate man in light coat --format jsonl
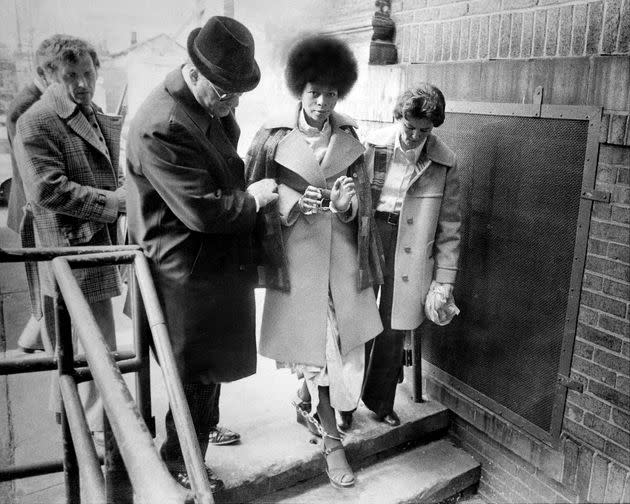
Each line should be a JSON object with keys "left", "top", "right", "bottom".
{"left": 14, "top": 37, "right": 126, "bottom": 439}
{"left": 360, "top": 84, "right": 462, "bottom": 426}
{"left": 125, "top": 16, "right": 277, "bottom": 492}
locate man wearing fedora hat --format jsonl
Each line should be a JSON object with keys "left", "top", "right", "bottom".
{"left": 126, "top": 16, "right": 278, "bottom": 491}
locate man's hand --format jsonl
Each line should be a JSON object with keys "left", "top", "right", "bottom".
{"left": 247, "top": 178, "right": 278, "bottom": 209}
{"left": 330, "top": 176, "right": 355, "bottom": 212}
{"left": 115, "top": 187, "right": 126, "bottom": 214}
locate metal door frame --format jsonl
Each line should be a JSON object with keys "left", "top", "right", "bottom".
{"left": 423, "top": 100, "right": 603, "bottom": 446}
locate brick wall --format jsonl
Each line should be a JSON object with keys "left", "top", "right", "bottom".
{"left": 392, "top": 0, "right": 630, "bottom": 63}
{"left": 321, "top": 0, "right": 629, "bottom": 502}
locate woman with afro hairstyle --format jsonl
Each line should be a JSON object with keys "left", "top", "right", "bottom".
{"left": 245, "top": 35, "right": 384, "bottom": 489}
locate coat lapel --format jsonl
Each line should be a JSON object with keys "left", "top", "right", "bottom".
{"left": 274, "top": 129, "right": 327, "bottom": 187}
{"left": 320, "top": 124, "right": 364, "bottom": 180}
{"left": 96, "top": 112, "right": 123, "bottom": 170}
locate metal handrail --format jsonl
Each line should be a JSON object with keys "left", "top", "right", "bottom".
{"left": 1, "top": 246, "right": 214, "bottom": 503}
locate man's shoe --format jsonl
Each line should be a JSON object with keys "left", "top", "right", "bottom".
{"left": 172, "top": 467, "right": 224, "bottom": 493}
{"left": 208, "top": 426, "right": 240, "bottom": 446}
{"left": 378, "top": 410, "right": 401, "bottom": 427}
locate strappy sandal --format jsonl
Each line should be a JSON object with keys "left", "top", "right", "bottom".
{"left": 322, "top": 435, "right": 355, "bottom": 489}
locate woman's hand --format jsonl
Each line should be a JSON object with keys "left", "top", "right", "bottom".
{"left": 298, "top": 186, "right": 322, "bottom": 214}
{"left": 330, "top": 176, "right": 355, "bottom": 212}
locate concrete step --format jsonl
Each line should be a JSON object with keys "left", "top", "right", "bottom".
{"left": 211, "top": 368, "right": 452, "bottom": 504}
{"left": 251, "top": 438, "right": 480, "bottom": 504}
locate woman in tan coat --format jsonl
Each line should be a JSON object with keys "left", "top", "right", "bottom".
{"left": 245, "top": 35, "right": 383, "bottom": 489}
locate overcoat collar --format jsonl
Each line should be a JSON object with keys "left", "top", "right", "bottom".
{"left": 165, "top": 67, "right": 212, "bottom": 136}
{"left": 367, "top": 124, "right": 456, "bottom": 168}
{"left": 42, "top": 83, "right": 121, "bottom": 163}
{"left": 268, "top": 104, "right": 364, "bottom": 187}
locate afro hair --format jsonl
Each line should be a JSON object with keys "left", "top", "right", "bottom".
{"left": 285, "top": 35, "right": 358, "bottom": 99}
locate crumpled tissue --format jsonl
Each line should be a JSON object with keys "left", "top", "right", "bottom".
{"left": 424, "top": 281, "right": 460, "bottom": 326}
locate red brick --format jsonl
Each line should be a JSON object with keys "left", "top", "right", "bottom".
{"left": 577, "top": 324, "right": 623, "bottom": 352}
{"left": 533, "top": 8, "right": 547, "bottom": 56}
{"left": 597, "top": 162, "right": 620, "bottom": 183}
{"left": 409, "top": 24, "right": 420, "bottom": 62}
{"left": 586, "top": 1, "right": 604, "bottom": 53}
{"left": 558, "top": 5, "right": 573, "bottom": 56}
{"left": 434, "top": 22, "right": 443, "bottom": 61}
{"left": 579, "top": 306, "right": 600, "bottom": 327}
{"left": 603, "top": 439, "right": 630, "bottom": 467}
{"left": 609, "top": 114, "right": 629, "bottom": 145}
{"left": 504, "top": 0, "right": 537, "bottom": 8}
{"left": 594, "top": 348, "right": 630, "bottom": 375}
{"left": 611, "top": 206, "right": 629, "bottom": 225}
{"left": 521, "top": 10, "right": 534, "bottom": 57}
{"left": 574, "top": 355, "right": 617, "bottom": 386}
{"left": 618, "top": 167, "right": 629, "bottom": 185}
{"left": 589, "top": 380, "right": 630, "bottom": 410}
{"left": 604, "top": 462, "right": 628, "bottom": 503}
{"left": 489, "top": 13, "right": 501, "bottom": 58}
{"left": 602, "top": 278, "right": 630, "bottom": 299}
{"left": 450, "top": 20, "right": 461, "bottom": 61}
{"left": 617, "top": 375, "right": 630, "bottom": 395}
{"left": 499, "top": 13, "right": 512, "bottom": 58}
{"left": 618, "top": 0, "right": 630, "bottom": 53}
{"left": 562, "top": 436, "right": 579, "bottom": 487}
{"left": 568, "top": 389, "right": 612, "bottom": 418}
{"left": 571, "top": 3, "right": 588, "bottom": 55}
{"left": 469, "top": 0, "right": 500, "bottom": 15}
{"left": 623, "top": 341, "right": 630, "bottom": 358}
{"left": 414, "top": 7, "right": 439, "bottom": 21}
{"left": 439, "top": 2, "right": 467, "bottom": 19}
{"left": 566, "top": 400, "right": 585, "bottom": 422}
{"left": 599, "top": 314, "right": 630, "bottom": 338}
{"left": 509, "top": 12, "right": 522, "bottom": 58}
{"left": 574, "top": 338, "right": 595, "bottom": 358}
{"left": 423, "top": 23, "right": 436, "bottom": 61}
{"left": 581, "top": 290, "right": 627, "bottom": 318}
{"left": 584, "top": 412, "right": 630, "bottom": 447}
{"left": 469, "top": 16, "right": 480, "bottom": 59}
{"left": 545, "top": 7, "right": 560, "bottom": 55}
{"left": 588, "top": 454, "right": 610, "bottom": 502}
{"left": 403, "top": 0, "right": 428, "bottom": 9}
{"left": 588, "top": 221, "right": 630, "bottom": 247}
{"left": 564, "top": 418, "right": 607, "bottom": 451}
{"left": 592, "top": 200, "right": 613, "bottom": 220}
{"left": 607, "top": 243, "right": 629, "bottom": 264}
{"left": 587, "top": 237, "right": 609, "bottom": 256}
{"left": 459, "top": 17, "right": 470, "bottom": 60}
{"left": 442, "top": 20, "right": 452, "bottom": 60}
{"left": 478, "top": 15, "right": 491, "bottom": 59}
{"left": 599, "top": 144, "right": 630, "bottom": 165}
{"left": 583, "top": 271, "right": 604, "bottom": 291}
{"left": 602, "top": 0, "right": 623, "bottom": 54}
{"left": 612, "top": 406, "right": 630, "bottom": 427}
{"left": 575, "top": 443, "right": 595, "bottom": 499}
{"left": 613, "top": 186, "right": 630, "bottom": 205}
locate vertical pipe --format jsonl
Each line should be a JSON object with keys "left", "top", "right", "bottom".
{"left": 411, "top": 329, "right": 423, "bottom": 403}
{"left": 132, "top": 272, "right": 153, "bottom": 435}
{"left": 56, "top": 297, "right": 80, "bottom": 504}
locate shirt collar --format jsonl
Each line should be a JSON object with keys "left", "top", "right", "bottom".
{"left": 395, "top": 133, "right": 426, "bottom": 164}
{"left": 298, "top": 107, "right": 331, "bottom": 137}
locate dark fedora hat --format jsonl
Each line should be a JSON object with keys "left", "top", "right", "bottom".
{"left": 187, "top": 16, "right": 260, "bottom": 93}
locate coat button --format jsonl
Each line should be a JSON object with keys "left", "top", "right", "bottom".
{"left": 404, "top": 247, "right": 411, "bottom": 253}
{"left": 407, "top": 217, "right": 414, "bottom": 224}
{"left": 402, "top": 275, "right": 409, "bottom": 281}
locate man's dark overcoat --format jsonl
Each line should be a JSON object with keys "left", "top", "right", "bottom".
{"left": 126, "top": 68, "right": 259, "bottom": 384}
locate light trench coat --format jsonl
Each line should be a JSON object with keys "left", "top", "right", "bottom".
{"left": 364, "top": 125, "right": 461, "bottom": 330}
{"left": 254, "top": 109, "right": 383, "bottom": 367}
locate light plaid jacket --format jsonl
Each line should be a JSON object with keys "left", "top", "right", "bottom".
{"left": 14, "top": 83, "right": 124, "bottom": 303}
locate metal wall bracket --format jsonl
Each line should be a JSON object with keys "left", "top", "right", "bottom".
{"left": 581, "top": 190, "right": 611, "bottom": 203}
{"left": 533, "top": 86, "right": 544, "bottom": 117}
{"left": 557, "top": 374, "right": 584, "bottom": 393}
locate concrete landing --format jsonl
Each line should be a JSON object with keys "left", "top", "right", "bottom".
{"left": 251, "top": 438, "right": 481, "bottom": 504}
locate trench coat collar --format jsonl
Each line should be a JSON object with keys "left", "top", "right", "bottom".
{"left": 268, "top": 104, "right": 364, "bottom": 187}
{"left": 367, "top": 124, "right": 456, "bottom": 168}
{"left": 42, "top": 83, "right": 117, "bottom": 161}
{"left": 165, "top": 67, "right": 213, "bottom": 136}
